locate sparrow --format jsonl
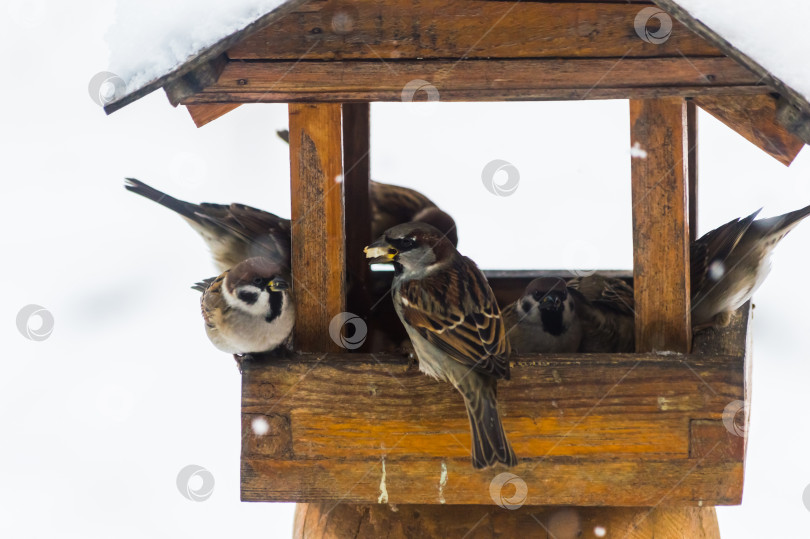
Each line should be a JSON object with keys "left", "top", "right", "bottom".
{"left": 365, "top": 222, "right": 517, "bottom": 469}
{"left": 277, "top": 129, "right": 458, "bottom": 245}
{"left": 691, "top": 204, "right": 810, "bottom": 330}
{"left": 125, "top": 178, "right": 291, "bottom": 273}
{"left": 502, "top": 277, "right": 583, "bottom": 353}
{"left": 192, "top": 257, "right": 294, "bottom": 369}
{"left": 567, "top": 274, "right": 635, "bottom": 353}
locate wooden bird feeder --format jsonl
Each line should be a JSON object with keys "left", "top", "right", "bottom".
{"left": 109, "top": 1, "right": 809, "bottom": 536}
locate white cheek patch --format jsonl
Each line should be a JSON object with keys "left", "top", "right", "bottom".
{"left": 365, "top": 246, "right": 392, "bottom": 259}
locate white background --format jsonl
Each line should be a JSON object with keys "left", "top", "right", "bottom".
{"left": 2, "top": 1, "right": 810, "bottom": 537}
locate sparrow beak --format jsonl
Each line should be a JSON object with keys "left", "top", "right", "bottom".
{"left": 364, "top": 238, "right": 398, "bottom": 264}
{"left": 269, "top": 279, "right": 289, "bottom": 292}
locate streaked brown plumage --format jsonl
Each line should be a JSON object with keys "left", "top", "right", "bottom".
{"left": 568, "top": 274, "right": 635, "bottom": 353}
{"left": 691, "top": 204, "right": 810, "bottom": 330}
{"left": 193, "top": 257, "right": 294, "bottom": 369}
{"left": 365, "top": 222, "right": 517, "bottom": 469}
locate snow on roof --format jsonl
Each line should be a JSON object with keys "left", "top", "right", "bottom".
{"left": 105, "top": 0, "right": 286, "bottom": 101}
{"left": 672, "top": 0, "right": 810, "bottom": 103}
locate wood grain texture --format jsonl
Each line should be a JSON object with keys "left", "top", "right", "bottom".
{"left": 182, "top": 57, "right": 765, "bottom": 104}
{"left": 342, "top": 103, "right": 372, "bottom": 346}
{"left": 240, "top": 303, "right": 750, "bottom": 506}
{"left": 694, "top": 94, "right": 805, "bottom": 166}
{"left": 294, "top": 503, "right": 720, "bottom": 539}
{"left": 288, "top": 103, "right": 346, "bottom": 352}
{"left": 630, "top": 98, "right": 692, "bottom": 353}
{"left": 776, "top": 97, "right": 810, "bottom": 145}
{"left": 227, "top": 0, "right": 723, "bottom": 60}
{"left": 652, "top": 0, "right": 810, "bottom": 118}
{"left": 185, "top": 103, "right": 241, "bottom": 127}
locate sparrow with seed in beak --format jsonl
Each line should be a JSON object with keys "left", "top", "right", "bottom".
{"left": 691, "top": 204, "right": 810, "bottom": 331}
{"left": 125, "top": 178, "right": 291, "bottom": 273}
{"left": 193, "top": 257, "right": 294, "bottom": 370}
{"left": 365, "top": 222, "right": 517, "bottom": 469}
{"left": 503, "top": 278, "right": 583, "bottom": 353}
{"left": 278, "top": 129, "right": 458, "bottom": 245}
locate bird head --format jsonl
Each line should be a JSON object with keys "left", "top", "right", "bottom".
{"left": 224, "top": 257, "right": 292, "bottom": 317}
{"left": 364, "top": 222, "right": 456, "bottom": 274}
{"left": 521, "top": 277, "right": 569, "bottom": 314}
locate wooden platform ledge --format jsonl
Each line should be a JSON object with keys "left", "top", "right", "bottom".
{"left": 240, "top": 304, "right": 751, "bottom": 507}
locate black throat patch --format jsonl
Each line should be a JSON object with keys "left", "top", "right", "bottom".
{"left": 540, "top": 305, "right": 566, "bottom": 336}
{"left": 265, "top": 291, "right": 284, "bottom": 323}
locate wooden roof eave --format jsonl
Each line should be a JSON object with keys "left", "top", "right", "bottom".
{"left": 101, "top": 0, "right": 308, "bottom": 115}
{"left": 653, "top": 0, "right": 810, "bottom": 146}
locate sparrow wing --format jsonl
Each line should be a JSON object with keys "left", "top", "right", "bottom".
{"left": 691, "top": 210, "right": 760, "bottom": 298}
{"left": 398, "top": 257, "right": 510, "bottom": 379}
{"left": 194, "top": 203, "right": 292, "bottom": 264}
{"left": 569, "top": 275, "right": 635, "bottom": 317}
{"left": 199, "top": 273, "right": 227, "bottom": 329}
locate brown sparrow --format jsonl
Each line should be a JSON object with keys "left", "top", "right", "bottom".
{"left": 691, "top": 204, "right": 810, "bottom": 330}
{"left": 193, "top": 257, "right": 294, "bottom": 369}
{"left": 503, "top": 277, "right": 583, "bottom": 353}
{"left": 365, "top": 222, "right": 517, "bottom": 469}
{"left": 125, "top": 178, "right": 291, "bottom": 273}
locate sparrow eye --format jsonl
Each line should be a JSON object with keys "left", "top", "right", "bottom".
{"left": 400, "top": 238, "right": 415, "bottom": 249}
{"left": 252, "top": 277, "right": 264, "bottom": 287}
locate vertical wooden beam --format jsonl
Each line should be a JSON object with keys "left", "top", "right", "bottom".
{"left": 630, "top": 98, "right": 692, "bottom": 353}
{"left": 342, "top": 103, "right": 372, "bottom": 333}
{"left": 288, "top": 103, "right": 345, "bottom": 352}
{"left": 687, "top": 100, "right": 698, "bottom": 240}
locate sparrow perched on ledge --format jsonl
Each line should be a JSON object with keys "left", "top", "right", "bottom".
{"left": 691, "top": 204, "right": 810, "bottom": 330}
{"left": 125, "top": 178, "right": 290, "bottom": 273}
{"left": 503, "top": 277, "right": 583, "bottom": 353}
{"left": 365, "top": 222, "right": 517, "bottom": 469}
{"left": 193, "top": 257, "right": 294, "bottom": 370}
{"left": 504, "top": 275, "right": 634, "bottom": 354}
{"left": 277, "top": 129, "right": 458, "bottom": 245}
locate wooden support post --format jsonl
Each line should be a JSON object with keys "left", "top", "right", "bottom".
{"left": 342, "top": 103, "right": 372, "bottom": 331}
{"left": 630, "top": 97, "right": 692, "bottom": 354}
{"left": 687, "top": 100, "right": 698, "bottom": 240}
{"left": 288, "top": 103, "right": 346, "bottom": 353}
